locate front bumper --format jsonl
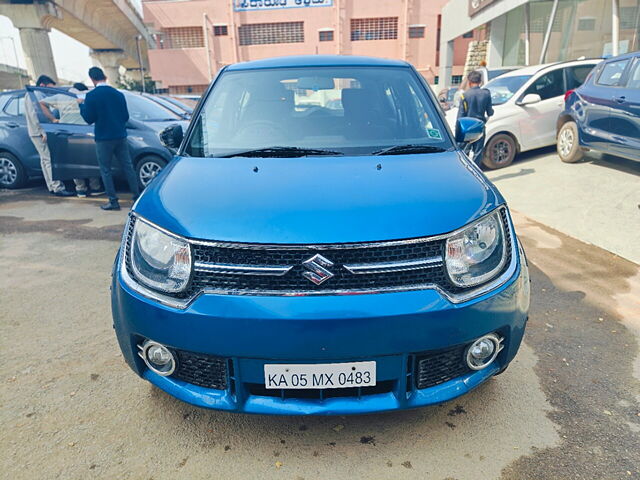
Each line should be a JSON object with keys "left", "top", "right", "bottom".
{"left": 111, "top": 244, "right": 529, "bottom": 415}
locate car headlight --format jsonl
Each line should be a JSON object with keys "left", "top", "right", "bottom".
{"left": 130, "top": 219, "right": 191, "bottom": 293}
{"left": 445, "top": 211, "right": 507, "bottom": 288}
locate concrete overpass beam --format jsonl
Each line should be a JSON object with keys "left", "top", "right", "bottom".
{"left": 0, "top": 1, "right": 62, "bottom": 82}
{"left": 90, "top": 49, "right": 125, "bottom": 86}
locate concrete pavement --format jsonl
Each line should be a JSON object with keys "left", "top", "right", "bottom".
{"left": 485, "top": 148, "right": 640, "bottom": 264}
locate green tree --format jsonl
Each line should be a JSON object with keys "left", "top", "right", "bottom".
{"left": 117, "top": 74, "right": 157, "bottom": 93}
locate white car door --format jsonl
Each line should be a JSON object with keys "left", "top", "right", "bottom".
{"left": 516, "top": 68, "right": 566, "bottom": 150}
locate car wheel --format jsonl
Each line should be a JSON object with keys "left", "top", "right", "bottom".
{"left": 136, "top": 156, "right": 167, "bottom": 189}
{"left": 0, "top": 151, "right": 27, "bottom": 189}
{"left": 483, "top": 134, "right": 517, "bottom": 169}
{"left": 557, "top": 121, "right": 584, "bottom": 163}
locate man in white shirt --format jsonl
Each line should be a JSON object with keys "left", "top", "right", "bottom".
{"left": 24, "top": 75, "right": 74, "bottom": 196}
{"left": 38, "top": 83, "right": 103, "bottom": 197}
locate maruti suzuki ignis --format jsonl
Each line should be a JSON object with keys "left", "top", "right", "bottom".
{"left": 112, "top": 56, "right": 530, "bottom": 415}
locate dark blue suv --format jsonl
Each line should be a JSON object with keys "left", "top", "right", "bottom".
{"left": 557, "top": 51, "right": 640, "bottom": 162}
{"left": 112, "top": 56, "right": 530, "bottom": 415}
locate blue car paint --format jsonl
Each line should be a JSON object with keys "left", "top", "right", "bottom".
{"left": 134, "top": 153, "right": 501, "bottom": 244}
{"left": 560, "top": 51, "right": 640, "bottom": 161}
{"left": 112, "top": 55, "right": 530, "bottom": 414}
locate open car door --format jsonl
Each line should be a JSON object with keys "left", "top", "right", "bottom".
{"left": 25, "top": 86, "right": 101, "bottom": 181}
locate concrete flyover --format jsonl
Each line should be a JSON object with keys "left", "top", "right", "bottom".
{"left": 0, "top": 0, "right": 154, "bottom": 85}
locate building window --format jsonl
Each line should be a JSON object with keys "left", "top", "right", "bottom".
{"left": 170, "top": 85, "right": 208, "bottom": 95}
{"left": 462, "top": 31, "right": 474, "bottom": 38}
{"left": 351, "top": 17, "right": 398, "bottom": 41}
{"left": 238, "top": 22, "right": 304, "bottom": 46}
{"left": 577, "top": 17, "right": 596, "bottom": 31}
{"left": 434, "top": 75, "right": 439, "bottom": 85}
{"left": 408, "top": 25, "right": 425, "bottom": 38}
{"left": 451, "top": 75, "right": 463, "bottom": 85}
{"left": 319, "top": 30, "right": 334, "bottom": 41}
{"left": 620, "top": 7, "right": 639, "bottom": 30}
{"left": 213, "top": 25, "right": 228, "bottom": 36}
{"left": 161, "top": 27, "right": 205, "bottom": 49}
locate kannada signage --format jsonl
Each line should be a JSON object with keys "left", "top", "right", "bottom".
{"left": 468, "top": 0, "right": 500, "bottom": 16}
{"left": 234, "top": 0, "right": 333, "bottom": 11}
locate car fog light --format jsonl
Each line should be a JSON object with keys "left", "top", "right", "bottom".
{"left": 138, "top": 341, "right": 176, "bottom": 376}
{"left": 466, "top": 333, "right": 503, "bottom": 370}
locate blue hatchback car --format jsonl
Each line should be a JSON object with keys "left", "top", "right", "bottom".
{"left": 112, "top": 56, "right": 530, "bottom": 415}
{"left": 557, "top": 51, "right": 640, "bottom": 162}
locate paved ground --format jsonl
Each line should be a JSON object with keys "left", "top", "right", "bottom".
{"left": 1, "top": 152, "right": 639, "bottom": 479}
{"left": 485, "top": 147, "right": 640, "bottom": 264}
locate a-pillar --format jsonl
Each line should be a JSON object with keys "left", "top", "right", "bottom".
{"left": 0, "top": 1, "right": 61, "bottom": 82}
{"left": 90, "top": 49, "right": 126, "bottom": 86}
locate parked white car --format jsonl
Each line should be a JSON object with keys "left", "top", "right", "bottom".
{"left": 446, "top": 59, "right": 602, "bottom": 169}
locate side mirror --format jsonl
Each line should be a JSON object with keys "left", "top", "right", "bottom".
{"left": 159, "top": 124, "right": 183, "bottom": 150}
{"left": 519, "top": 93, "right": 541, "bottom": 106}
{"left": 455, "top": 117, "right": 484, "bottom": 144}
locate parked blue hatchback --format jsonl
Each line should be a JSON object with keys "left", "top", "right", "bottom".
{"left": 112, "top": 56, "right": 530, "bottom": 415}
{"left": 557, "top": 51, "right": 640, "bottom": 162}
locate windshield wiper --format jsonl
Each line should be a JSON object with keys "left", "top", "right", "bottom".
{"left": 218, "top": 146, "right": 343, "bottom": 158}
{"left": 372, "top": 144, "right": 448, "bottom": 156}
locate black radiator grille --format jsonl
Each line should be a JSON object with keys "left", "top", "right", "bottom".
{"left": 123, "top": 207, "right": 512, "bottom": 299}
{"left": 415, "top": 344, "right": 471, "bottom": 389}
{"left": 172, "top": 349, "right": 228, "bottom": 390}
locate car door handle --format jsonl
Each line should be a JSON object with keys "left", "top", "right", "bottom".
{"left": 613, "top": 96, "right": 626, "bottom": 104}
{"left": 6, "top": 122, "right": 19, "bottom": 128}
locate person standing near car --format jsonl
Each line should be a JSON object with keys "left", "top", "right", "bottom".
{"left": 38, "top": 83, "right": 103, "bottom": 198}
{"left": 24, "top": 75, "right": 75, "bottom": 196}
{"left": 78, "top": 67, "right": 140, "bottom": 211}
{"left": 458, "top": 70, "right": 494, "bottom": 166}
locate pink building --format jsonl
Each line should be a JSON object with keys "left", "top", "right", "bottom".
{"left": 143, "top": 0, "right": 474, "bottom": 94}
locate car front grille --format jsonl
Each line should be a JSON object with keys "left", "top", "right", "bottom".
{"left": 172, "top": 349, "right": 228, "bottom": 390}
{"left": 414, "top": 344, "right": 471, "bottom": 389}
{"left": 123, "top": 207, "right": 512, "bottom": 299}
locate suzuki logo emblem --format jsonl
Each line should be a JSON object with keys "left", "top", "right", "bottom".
{"left": 302, "top": 254, "right": 335, "bottom": 285}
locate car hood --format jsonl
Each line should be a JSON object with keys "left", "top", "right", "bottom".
{"left": 134, "top": 152, "right": 503, "bottom": 244}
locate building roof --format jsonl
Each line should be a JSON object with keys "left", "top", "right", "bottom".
{"left": 226, "top": 55, "right": 410, "bottom": 71}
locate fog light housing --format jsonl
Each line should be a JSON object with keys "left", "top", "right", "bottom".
{"left": 138, "top": 340, "right": 176, "bottom": 376}
{"left": 466, "top": 333, "right": 503, "bottom": 370}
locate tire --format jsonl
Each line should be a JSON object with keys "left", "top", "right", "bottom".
{"left": 0, "top": 151, "right": 27, "bottom": 189}
{"left": 556, "top": 121, "right": 584, "bottom": 163}
{"left": 136, "top": 156, "right": 167, "bottom": 189}
{"left": 483, "top": 134, "right": 517, "bottom": 169}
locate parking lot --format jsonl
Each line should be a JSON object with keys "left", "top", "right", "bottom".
{"left": 1, "top": 149, "right": 639, "bottom": 480}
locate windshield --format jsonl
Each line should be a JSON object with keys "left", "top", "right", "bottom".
{"left": 185, "top": 66, "right": 452, "bottom": 157}
{"left": 124, "top": 93, "right": 181, "bottom": 122}
{"left": 484, "top": 75, "right": 531, "bottom": 105}
{"left": 487, "top": 68, "right": 516, "bottom": 81}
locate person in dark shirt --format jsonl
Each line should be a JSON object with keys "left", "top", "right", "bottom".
{"left": 458, "top": 70, "right": 494, "bottom": 166}
{"left": 79, "top": 67, "right": 140, "bottom": 211}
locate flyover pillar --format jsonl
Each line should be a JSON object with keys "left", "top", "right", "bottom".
{"left": 0, "top": 1, "right": 61, "bottom": 82}
{"left": 18, "top": 27, "right": 57, "bottom": 82}
{"left": 90, "top": 49, "right": 126, "bottom": 86}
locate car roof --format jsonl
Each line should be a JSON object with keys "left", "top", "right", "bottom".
{"left": 497, "top": 59, "right": 602, "bottom": 78}
{"left": 226, "top": 55, "right": 410, "bottom": 71}
{"left": 602, "top": 51, "right": 640, "bottom": 62}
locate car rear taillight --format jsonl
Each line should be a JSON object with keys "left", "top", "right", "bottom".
{"left": 564, "top": 89, "right": 575, "bottom": 102}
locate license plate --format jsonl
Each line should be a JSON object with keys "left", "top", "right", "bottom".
{"left": 264, "top": 361, "right": 376, "bottom": 389}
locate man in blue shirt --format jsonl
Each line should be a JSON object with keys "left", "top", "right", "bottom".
{"left": 457, "top": 70, "right": 494, "bottom": 166}
{"left": 79, "top": 67, "right": 140, "bottom": 210}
